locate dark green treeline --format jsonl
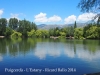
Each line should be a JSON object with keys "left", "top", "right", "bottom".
{"left": 0, "top": 18, "right": 100, "bottom": 39}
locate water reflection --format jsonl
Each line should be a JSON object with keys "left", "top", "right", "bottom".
{"left": 0, "top": 54, "right": 3, "bottom": 61}
{"left": 34, "top": 42, "right": 61, "bottom": 59}
{"left": 0, "top": 38, "right": 100, "bottom": 61}
{"left": 77, "top": 49, "right": 100, "bottom": 61}
{"left": 33, "top": 39, "right": 100, "bottom": 61}
{"left": 0, "top": 38, "right": 37, "bottom": 57}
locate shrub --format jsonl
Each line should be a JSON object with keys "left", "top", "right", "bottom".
{"left": 11, "top": 31, "right": 22, "bottom": 38}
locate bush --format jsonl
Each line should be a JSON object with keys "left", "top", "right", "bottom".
{"left": 74, "top": 28, "right": 84, "bottom": 39}
{"left": 27, "top": 29, "right": 35, "bottom": 37}
{"left": 5, "top": 27, "right": 13, "bottom": 37}
{"left": 11, "top": 31, "right": 22, "bottom": 38}
{"left": 35, "top": 30, "right": 49, "bottom": 38}
{"left": 86, "top": 26, "right": 99, "bottom": 39}
{"left": 60, "top": 32, "right": 66, "bottom": 37}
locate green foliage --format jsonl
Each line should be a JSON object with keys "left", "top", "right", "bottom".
{"left": 74, "top": 21, "right": 77, "bottom": 29}
{"left": 42, "top": 30, "right": 49, "bottom": 38}
{"left": 60, "top": 32, "right": 66, "bottom": 37}
{"left": 11, "top": 37, "right": 22, "bottom": 44}
{"left": 49, "top": 29, "right": 54, "bottom": 36}
{"left": 83, "top": 24, "right": 93, "bottom": 38}
{"left": 55, "top": 30, "right": 60, "bottom": 36}
{"left": 35, "top": 30, "right": 49, "bottom": 38}
{"left": 74, "top": 28, "right": 84, "bottom": 39}
{"left": 18, "top": 19, "right": 31, "bottom": 37}
{"left": 77, "top": 0, "right": 99, "bottom": 12}
{"left": 96, "top": 27, "right": 100, "bottom": 38}
{"left": 66, "top": 26, "right": 74, "bottom": 37}
{"left": 9, "top": 18, "right": 18, "bottom": 30}
{"left": 58, "top": 32, "right": 66, "bottom": 38}
{"left": 49, "top": 27, "right": 74, "bottom": 38}
{"left": 97, "top": 17, "right": 100, "bottom": 25}
{"left": 17, "top": 19, "right": 37, "bottom": 37}
{"left": 0, "top": 18, "right": 7, "bottom": 35}
{"left": 49, "top": 28, "right": 60, "bottom": 36}
{"left": 86, "top": 26, "right": 99, "bottom": 39}
{"left": 60, "top": 27, "right": 67, "bottom": 33}
{"left": 27, "top": 29, "right": 35, "bottom": 37}
{"left": 31, "top": 22, "right": 37, "bottom": 30}
{"left": 35, "top": 30, "right": 43, "bottom": 38}
{"left": 78, "top": 0, "right": 100, "bottom": 25}
{"left": 0, "top": 17, "right": 100, "bottom": 39}
{"left": 11, "top": 31, "right": 22, "bottom": 38}
{"left": 5, "top": 27, "right": 13, "bottom": 37}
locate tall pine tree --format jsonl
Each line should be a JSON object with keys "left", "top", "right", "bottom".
{"left": 74, "top": 21, "right": 77, "bottom": 29}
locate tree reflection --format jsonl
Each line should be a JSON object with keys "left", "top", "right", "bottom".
{"left": 0, "top": 39, "right": 7, "bottom": 55}
{"left": 0, "top": 38, "right": 100, "bottom": 61}
{"left": 83, "top": 40, "right": 100, "bottom": 53}
{"left": 0, "top": 38, "right": 37, "bottom": 57}
{"left": 0, "top": 54, "right": 3, "bottom": 61}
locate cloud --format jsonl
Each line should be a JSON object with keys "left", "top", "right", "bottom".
{"left": 0, "top": 9, "right": 3, "bottom": 18}
{"left": 64, "top": 49, "right": 75, "bottom": 58}
{"left": 64, "top": 13, "right": 97, "bottom": 24}
{"left": 10, "top": 13, "right": 26, "bottom": 19}
{"left": 64, "top": 15, "right": 76, "bottom": 24}
{"left": 34, "top": 48, "right": 46, "bottom": 60}
{"left": 34, "top": 12, "right": 47, "bottom": 22}
{"left": 48, "top": 15, "right": 62, "bottom": 22}
{"left": 34, "top": 12, "right": 62, "bottom": 23}
{"left": 10, "top": 13, "right": 20, "bottom": 19}
{"left": 7, "top": 13, "right": 26, "bottom": 22}
{"left": 76, "top": 49, "right": 100, "bottom": 61}
{"left": 77, "top": 13, "right": 96, "bottom": 22}
{"left": 34, "top": 43, "right": 61, "bottom": 59}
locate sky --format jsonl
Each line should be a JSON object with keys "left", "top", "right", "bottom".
{"left": 0, "top": 0, "right": 96, "bottom": 25}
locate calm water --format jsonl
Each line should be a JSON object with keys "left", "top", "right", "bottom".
{"left": 0, "top": 38, "right": 100, "bottom": 75}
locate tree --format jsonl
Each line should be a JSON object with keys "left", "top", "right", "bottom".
{"left": 35, "top": 30, "right": 43, "bottom": 38}
{"left": 42, "top": 30, "right": 49, "bottom": 38}
{"left": 97, "top": 16, "right": 100, "bottom": 26}
{"left": 59, "top": 32, "right": 66, "bottom": 37}
{"left": 27, "top": 29, "right": 35, "bottom": 37}
{"left": 49, "top": 28, "right": 57, "bottom": 36}
{"left": 5, "top": 27, "right": 13, "bottom": 37}
{"left": 55, "top": 27, "right": 60, "bottom": 36}
{"left": 35, "top": 30, "right": 49, "bottom": 38}
{"left": 31, "top": 22, "right": 37, "bottom": 30}
{"left": 66, "top": 26, "right": 74, "bottom": 37}
{"left": 70, "top": 26, "right": 74, "bottom": 37}
{"left": 55, "top": 30, "right": 60, "bottom": 36}
{"left": 0, "top": 18, "right": 7, "bottom": 35}
{"left": 74, "top": 21, "right": 77, "bottom": 29}
{"left": 18, "top": 19, "right": 32, "bottom": 37}
{"left": 11, "top": 31, "right": 22, "bottom": 38}
{"left": 86, "top": 26, "right": 99, "bottom": 39}
{"left": 49, "top": 29, "right": 55, "bottom": 36}
{"left": 74, "top": 28, "right": 83, "bottom": 39}
{"left": 78, "top": 0, "right": 100, "bottom": 24}
{"left": 96, "top": 27, "right": 100, "bottom": 38}
{"left": 78, "top": 0, "right": 100, "bottom": 12}
{"left": 18, "top": 20, "right": 23, "bottom": 33}
{"left": 83, "top": 24, "right": 93, "bottom": 38}
{"left": 9, "top": 18, "right": 18, "bottom": 30}
{"left": 60, "top": 27, "right": 67, "bottom": 33}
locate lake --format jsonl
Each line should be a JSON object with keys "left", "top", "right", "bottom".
{"left": 0, "top": 38, "right": 100, "bottom": 75}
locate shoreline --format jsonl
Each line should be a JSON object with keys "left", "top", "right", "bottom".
{"left": 0, "top": 36, "right": 100, "bottom": 40}
{"left": 0, "top": 36, "right": 5, "bottom": 38}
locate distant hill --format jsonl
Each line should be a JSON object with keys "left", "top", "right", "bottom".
{"left": 37, "top": 24, "right": 47, "bottom": 29}
{"left": 37, "top": 23, "right": 87, "bottom": 30}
